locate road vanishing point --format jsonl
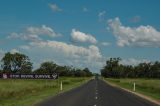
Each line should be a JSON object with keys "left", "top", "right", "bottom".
{"left": 37, "top": 78, "right": 158, "bottom": 106}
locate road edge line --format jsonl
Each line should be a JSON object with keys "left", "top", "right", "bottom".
{"left": 103, "top": 79, "right": 160, "bottom": 106}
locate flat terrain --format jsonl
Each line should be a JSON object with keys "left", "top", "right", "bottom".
{"left": 37, "top": 78, "right": 157, "bottom": 106}
{"left": 106, "top": 78, "right": 160, "bottom": 101}
{"left": 0, "top": 77, "right": 89, "bottom": 106}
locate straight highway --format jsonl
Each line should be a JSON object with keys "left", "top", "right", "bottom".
{"left": 37, "top": 78, "right": 157, "bottom": 106}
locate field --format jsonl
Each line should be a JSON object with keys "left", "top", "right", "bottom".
{"left": 105, "top": 78, "right": 160, "bottom": 101}
{"left": 0, "top": 77, "right": 91, "bottom": 106}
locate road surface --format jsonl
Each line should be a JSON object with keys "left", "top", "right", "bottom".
{"left": 37, "top": 78, "right": 157, "bottom": 106}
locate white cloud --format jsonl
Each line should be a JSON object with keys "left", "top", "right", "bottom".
{"left": 10, "top": 49, "right": 20, "bottom": 54}
{"left": 101, "top": 42, "right": 111, "bottom": 46}
{"left": 98, "top": 11, "right": 106, "bottom": 21}
{"left": 49, "top": 3, "right": 62, "bottom": 12}
{"left": 9, "top": 32, "right": 42, "bottom": 42}
{"left": 6, "top": 26, "right": 104, "bottom": 72}
{"left": 83, "top": 7, "right": 88, "bottom": 12}
{"left": 30, "top": 40, "right": 101, "bottom": 59}
{"left": 108, "top": 17, "right": 160, "bottom": 47}
{"left": 7, "top": 32, "right": 19, "bottom": 39}
{"left": 71, "top": 29, "right": 97, "bottom": 44}
{"left": 25, "top": 40, "right": 103, "bottom": 72}
{"left": 120, "top": 58, "right": 150, "bottom": 66}
{"left": 8, "top": 25, "right": 61, "bottom": 42}
{"left": 27, "top": 25, "right": 61, "bottom": 37}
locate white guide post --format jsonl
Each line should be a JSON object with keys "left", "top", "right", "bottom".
{"left": 60, "top": 81, "right": 63, "bottom": 91}
{"left": 133, "top": 82, "right": 136, "bottom": 91}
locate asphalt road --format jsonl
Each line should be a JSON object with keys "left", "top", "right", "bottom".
{"left": 37, "top": 78, "right": 157, "bottom": 106}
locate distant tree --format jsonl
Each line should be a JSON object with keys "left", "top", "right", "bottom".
{"left": 1, "top": 52, "right": 12, "bottom": 73}
{"left": 34, "top": 61, "right": 57, "bottom": 74}
{"left": 101, "top": 57, "right": 160, "bottom": 78}
{"left": 83, "top": 68, "right": 92, "bottom": 77}
{"left": 33, "top": 62, "right": 93, "bottom": 77}
{"left": 74, "top": 69, "right": 86, "bottom": 77}
{"left": 55, "top": 66, "right": 70, "bottom": 76}
{"left": 101, "top": 57, "right": 121, "bottom": 78}
{"left": 150, "top": 61, "right": 160, "bottom": 78}
{"left": 1, "top": 52, "right": 32, "bottom": 73}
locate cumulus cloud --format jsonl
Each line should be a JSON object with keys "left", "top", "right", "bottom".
{"left": 98, "top": 11, "right": 106, "bottom": 21}
{"left": 120, "top": 58, "right": 150, "bottom": 66}
{"left": 30, "top": 40, "right": 101, "bottom": 60}
{"left": 6, "top": 26, "right": 104, "bottom": 72}
{"left": 101, "top": 42, "right": 111, "bottom": 46}
{"left": 27, "top": 25, "right": 61, "bottom": 37}
{"left": 108, "top": 17, "right": 160, "bottom": 47}
{"left": 7, "top": 25, "right": 61, "bottom": 42}
{"left": 49, "top": 3, "right": 62, "bottom": 12}
{"left": 25, "top": 40, "right": 104, "bottom": 72}
{"left": 71, "top": 29, "right": 97, "bottom": 44}
{"left": 9, "top": 32, "right": 42, "bottom": 42}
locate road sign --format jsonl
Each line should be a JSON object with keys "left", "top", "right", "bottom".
{"left": 0, "top": 73, "right": 58, "bottom": 79}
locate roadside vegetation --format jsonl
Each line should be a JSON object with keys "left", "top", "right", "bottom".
{"left": 105, "top": 78, "right": 160, "bottom": 101}
{"left": 0, "top": 52, "right": 93, "bottom": 106}
{"left": 0, "top": 77, "right": 91, "bottom": 106}
{"left": 101, "top": 58, "right": 160, "bottom": 102}
{"left": 100, "top": 58, "right": 160, "bottom": 79}
{"left": 101, "top": 58, "right": 160, "bottom": 78}
{"left": 0, "top": 52, "right": 93, "bottom": 77}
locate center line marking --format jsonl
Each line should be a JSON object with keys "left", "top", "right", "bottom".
{"left": 95, "top": 96, "right": 98, "bottom": 99}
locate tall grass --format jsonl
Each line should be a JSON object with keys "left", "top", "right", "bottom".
{"left": 0, "top": 77, "right": 90, "bottom": 106}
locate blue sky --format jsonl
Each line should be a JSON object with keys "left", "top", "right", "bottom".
{"left": 0, "top": 0, "right": 160, "bottom": 72}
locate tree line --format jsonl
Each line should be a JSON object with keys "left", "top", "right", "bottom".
{"left": 101, "top": 58, "right": 160, "bottom": 78}
{"left": 0, "top": 52, "right": 92, "bottom": 77}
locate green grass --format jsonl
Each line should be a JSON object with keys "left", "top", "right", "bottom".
{"left": 0, "top": 77, "right": 91, "bottom": 106}
{"left": 105, "top": 78, "right": 160, "bottom": 101}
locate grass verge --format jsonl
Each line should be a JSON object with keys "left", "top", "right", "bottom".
{"left": 105, "top": 78, "right": 160, "bottom": 103}
{"left": 0, "top": 77, "right": 91, "bottom": 106}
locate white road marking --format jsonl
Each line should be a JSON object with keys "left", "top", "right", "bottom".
{"left": 94, "top": 105, "right": 97, "bottom": 106}
{"left": 95, "top": 96, "right": 98, "bottom": 99}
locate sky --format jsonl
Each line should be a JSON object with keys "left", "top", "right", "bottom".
{"left": 0, "top": 0, "right": 160, "bottom": 73}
